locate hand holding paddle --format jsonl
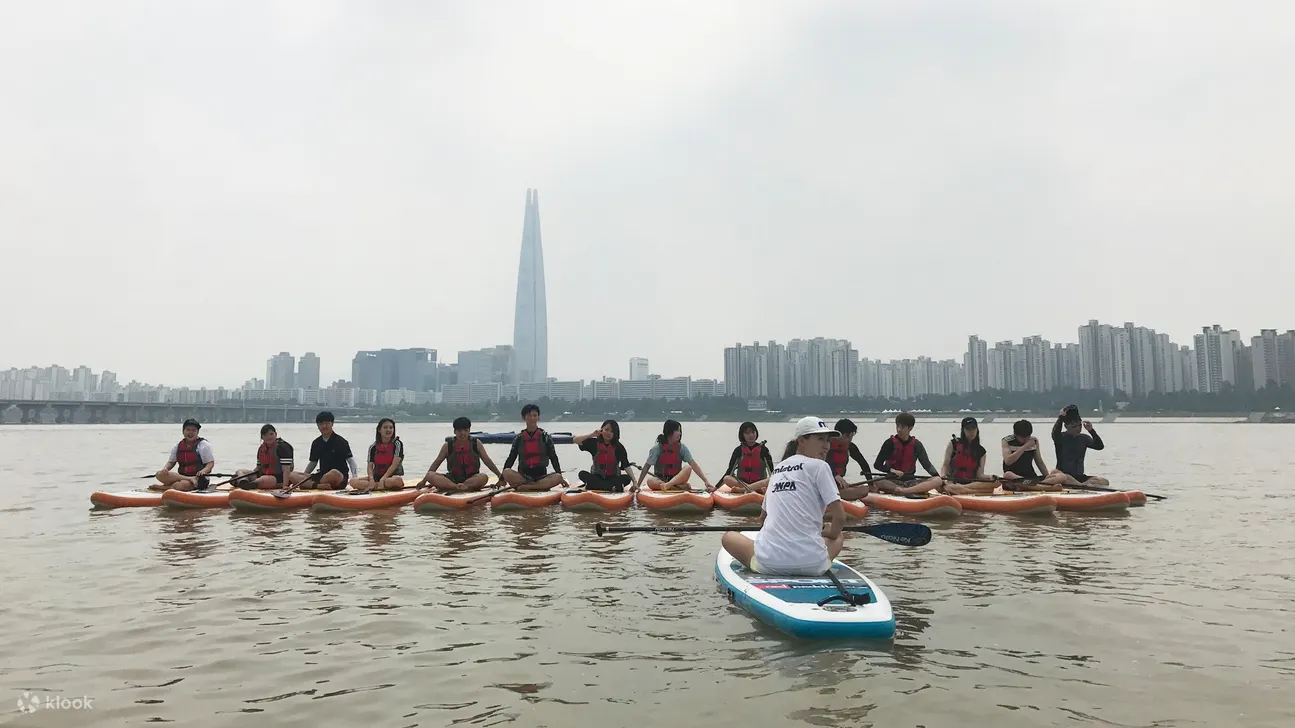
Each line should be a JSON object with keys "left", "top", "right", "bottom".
{"left": 271, "top": 472, "right": 319, "bottom": 499}
{"left": 594, "top": 522, "right": 931, "bottom": 547}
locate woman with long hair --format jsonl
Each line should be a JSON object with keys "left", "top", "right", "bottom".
{"left": 900, "top": 416, "right": 996, "bottom": 495}
{"left": 572, "top": 419, "right": 636, "bottom": 491}
{"left": 633, "top": 419, "right": 713, "bottom": 492}
{"left": 719, "top": 422, "right": 774, "bottom": 493}
{"left": 350, "top": 418, "right": 405, "bottom": 491}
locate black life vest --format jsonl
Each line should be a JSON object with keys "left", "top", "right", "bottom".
{"left": 592, "top": 439, "right": 620, "bottom": 477}
{"left": 884, "top": 435, "right": 917, "bottom": 474}
{"left": 257, "top": 441, "right": 282, "bottom": 479}
{"left": 950, "top": 438, "right": 980, "bottom": 480}
{"left": 448, "top": 438, "right": 481, "bottom": 479}
{"left": 655, "top": 442, "right": 682, "bottom": 479}
{"left": 1002, "top": 436, "right": 1039, "bottom": 477}
{"left": 176, "top": 437, "right": 206, "bottom": 476}
{"left": 371, "top": 439, "right": 400, "bottom": 474}
{"left": 737, "top": 443, "right": 767, "bottom": 484}
{"left": 825, "top": 438, "right": 851, "bottom": 477}
{"left": 520, "top": 429, "right": 546, "bottom": 471}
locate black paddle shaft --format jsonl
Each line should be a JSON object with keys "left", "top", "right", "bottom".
{"left": 593, "top": 522, "right": 931, "bottom": 546}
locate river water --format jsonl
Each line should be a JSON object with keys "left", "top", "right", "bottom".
{"left": 1, "top": 420, "right": 1292, "bottom": 727}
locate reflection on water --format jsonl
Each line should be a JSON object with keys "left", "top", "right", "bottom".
{"left": 0, "top": 421, "right": 1293, "bottom": 726}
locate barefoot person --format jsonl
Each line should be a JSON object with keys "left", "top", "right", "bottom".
{"left": 151, "top": 419, "right": 216, "bottom": 491}
{"left": 1001, "top": 419, "right": 1067, "bottom": 490}
{"left": 1051, "top": 405, "right": 1110, "bottom": 486}
{"left": 718, "top": 422, "right": 774, "bottom": 493}
{"left": 304, "top": 411, "right": 357, "bottom": 490}
{"left": 633, "top": 419, "right": 713, "bottom": 492}
{"left": 422, "top": 417, "right": 503, "bottom": 492}
{"left": 870, "top": 412, "right": 941, "bottom": 494}
{"left": 350, "top": 418, "right": 406, "bottom": 491}
{"left": 721, "top": 417, "right": 847, "bottom": 575}
{"left": 501, "top": 404, "right": 568, "bottom": 491}
{"left": 573, "top": 420, "right": 635, "bottom": 491}
{"left": 230, "top": 424, "right": 309, "bottom": 490}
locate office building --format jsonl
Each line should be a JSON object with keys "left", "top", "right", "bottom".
{"left": 513, "top": 188, "right": 548, "bottom": 385}
{"left": 629, "top": 358, "right": 649, "bottom": 381}
{"left": 266, "top": 352, "right": 295, "bottom": 389}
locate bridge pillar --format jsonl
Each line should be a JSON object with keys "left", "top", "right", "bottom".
{"left": 1, "top": 404, "right": 21, "bottom": 424}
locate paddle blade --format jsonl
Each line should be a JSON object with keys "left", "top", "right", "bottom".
{"left": 852, "top": 523, "right": 932, "bottom": 547}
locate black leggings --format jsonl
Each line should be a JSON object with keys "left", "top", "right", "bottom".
{"left": 579, "top": 471, "right": 632, "bottom": 492}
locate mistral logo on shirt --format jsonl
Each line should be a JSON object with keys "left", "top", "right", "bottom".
{"left": 772, "top": 462, "right": 804, "bottom": 475}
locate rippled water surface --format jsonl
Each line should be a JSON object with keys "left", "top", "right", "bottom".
{"left": 1, "top": 420, "right": 1293, "bottom": 727}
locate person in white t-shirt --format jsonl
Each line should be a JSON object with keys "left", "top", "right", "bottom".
{"left": 721, "top": 416, "right": 846, "bottom": 576}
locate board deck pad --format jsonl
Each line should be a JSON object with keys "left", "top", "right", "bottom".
{"left": 731, "top": 561, "right": 875, "bottom": 604}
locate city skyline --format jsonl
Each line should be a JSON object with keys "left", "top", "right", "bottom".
{"left": 4, "top": 4, "right": 1295, "bottom": 385}
{"left": 8, "top": 320, "right": 1293, "bottom": 407}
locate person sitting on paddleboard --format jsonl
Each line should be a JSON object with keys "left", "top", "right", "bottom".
{"left": 827, "top": 418, "right": 874, "bottom": 499}
{"left": 304, "top": 411, "right": 357, "bottom": 490}
{"left": 720, "top": 416, "right": 847, "bottom": 576}
{"left": 869, "top": 412, "right": 941, "bottom": 494}
{"left": 1000, "top": 419, "right": 1067, "bottom": 491}
{"left": 422, "top": 417, "right": 503, "bottom": 492}
{"left": 349, "top": 418, "right": 406, "bottom": 491}
{"left": 633, "top": 419, "right": 713, "bottom": 492}
{"left": 501, "top": 404, "right": 569, "bottom": 492}
{"left": 718, "top": 422, "right": 774, "bottom": 493}
{"left": 229, "top": 424, "right": 309, "bottom": 490}
{"left": 151, "top": 419, "right": 215, "bottom": 491}
{"left": 901, "top": 416, "right": 997, "bottom": 495}
{"left": 1051, "top": 405, "right": 1109, "bottom": 486}
{"left": 573, "top": 419, "right": 635, "bottom": 492}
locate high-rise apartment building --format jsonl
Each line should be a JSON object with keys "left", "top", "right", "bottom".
{"left": 297, "top": 352, "right": 321, "bottom": 390}
{"left": 629, "top": 358, "right": 649, "bottom": 381}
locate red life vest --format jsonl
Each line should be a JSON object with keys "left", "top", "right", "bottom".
{"left": 176, "top": 437, "right": 206, "bottom": 476}
{"left": 593, "top": 439, "right": 619, "bottom": 477}
{"left": 372, "top": 439, "right": 399, "bottom": 474}
{"left": 736, "top": 443, "right": 766, "bottom": 484}
{"left": 950, "top": 438, "right": 980, "bottom": 480}
{"left": 257, "top": 441, "right": 281, "bottom": 478}
{"left": 520, "top": 429, "right": 546, "bottom": 471}
{"left": 448, "top": 438, "right": 480, "bottom": 479}
{"left": 825, "top": 438, "right": 851, "bottom": 477}
{"left": 656, "top": 441, "right": 682, "bottom": 479}
{"left": 884, "top": 435, "right": 917, "bottom": 474}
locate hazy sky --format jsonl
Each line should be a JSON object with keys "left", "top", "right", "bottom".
{"left": 3, "top": 1, "right": 1293, "bottom": 387}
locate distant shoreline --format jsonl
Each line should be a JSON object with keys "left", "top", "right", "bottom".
{"left": 5, "top": 411, "right": 1290, "bottom": 426}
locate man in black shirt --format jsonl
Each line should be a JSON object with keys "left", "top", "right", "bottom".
{"left": 306, "top": 411, "right": 358, "bottom": 490}
{"left": 1050, "top": 405, "right": 1109, "bottom": 486}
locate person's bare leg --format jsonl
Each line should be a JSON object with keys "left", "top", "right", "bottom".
{"left": 1085, "top": 476, "right": 1110, "bottom": 486}
{"left": 319, "top": 470, "right": 347, "bottom": 490}
{"left": 721, "top": 532, "right": 756, "bottom": 569}
{"left": 517, "top": 472, "right": 563, "bottom": 491}
{"left": 941, "top": 480, "right": 997, "bottom": 495}
{"left": 720, "top": 475, "right": 746, "bottom": 492}
{"left": 425, "top": 472, "right": 458, "bottom": 491}
{"left": 501, "top": 469, "right": 527, "bottom": 487}
{"left": 897, "top": 477, "right": 944, "bottom": 495}
{"left": 746, "top": 478, "right": 769, "bottom": 494}
{"left": 661, "top": 464, "right": 693, "bottom": 491}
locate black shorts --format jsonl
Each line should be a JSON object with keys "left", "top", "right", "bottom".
{"left": 319, "top": 471, "right": 348, "bottom": 490}
{"left": 447, "top": 471, "right": 480, "bottom": 484}
{"left": 579, "top": 471, "right": 630, "bottom": 492}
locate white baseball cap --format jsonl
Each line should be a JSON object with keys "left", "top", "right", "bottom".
{"left": 793, "top": 416, "right": 840, "bottom": 439}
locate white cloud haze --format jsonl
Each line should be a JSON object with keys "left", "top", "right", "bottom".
{"left": 2, "top": 0, "right": 1292, "bottom": 386}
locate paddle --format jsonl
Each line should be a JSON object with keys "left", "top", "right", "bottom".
{"left": 1065, "top": 483, "right": 1166, "bottom": 500}
{"left": 820, "top": 567, "right": 872, "bottom": 607}
{"left": 140, "top": 472, "right": 232, "bottom": 479}
{"left": 271, "top": 472, "right": 319, "bottom": 499}
{"left": 464, "top": 482, "right": 510, "bottom": 505}
{"left": 594, "top": 522, "right": 931, "bottom": 547}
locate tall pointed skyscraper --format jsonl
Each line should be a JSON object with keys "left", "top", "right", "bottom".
{"left": 512, "top": 188, "right": 548, "bottom": 385}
